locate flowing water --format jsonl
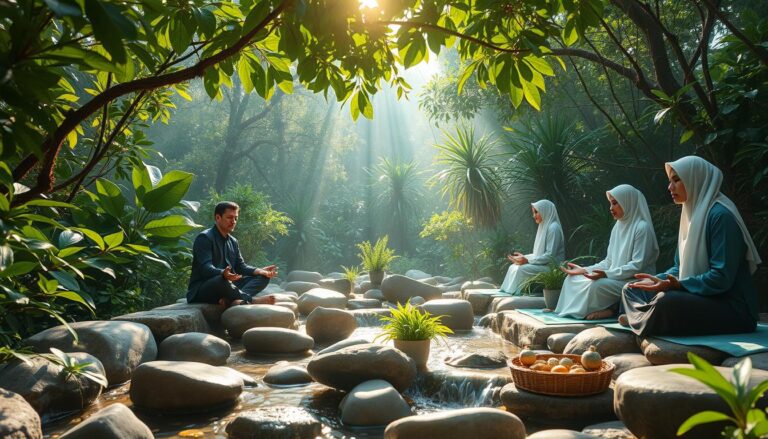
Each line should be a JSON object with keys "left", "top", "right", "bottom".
{"left": 45, "top": 323, "right": 519, "bottom": 438}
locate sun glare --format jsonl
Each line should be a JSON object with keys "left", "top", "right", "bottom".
{"left": 359, "top": 0, "right": 379, "bottom": 9}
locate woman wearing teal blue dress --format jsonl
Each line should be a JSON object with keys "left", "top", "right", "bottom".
{"left": 620, "top": 156, "right": 762, "bottom": 336}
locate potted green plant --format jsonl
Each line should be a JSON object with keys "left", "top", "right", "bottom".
{"left": 357, "top": 236, "right": 398, "bottom": 285}
{"left": 340, "top": 264, "right": 360, "bottom": 296}
{"left": 521, "top": 263, "right": 567, "bottom": 309}
{"left": 375, "top": 301, "right": 453, "bottom": 369}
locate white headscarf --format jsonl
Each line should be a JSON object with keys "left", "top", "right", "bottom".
{"left": 666, "top": 156, "right": 761, "bottom": 278}
{"left": 531, "top": 199, "right": 562, "bottom": 257}
{"left": 604, "top": 184, "right": 659, "bottom": 270}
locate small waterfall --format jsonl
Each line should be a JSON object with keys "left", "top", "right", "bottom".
{"left": 351, "top": 309, "right": 391, "bottom": 327}
{"left": 406, "top": 370, "right": 512, "bottom": 409}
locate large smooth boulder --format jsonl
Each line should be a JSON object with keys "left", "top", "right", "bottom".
{"left": 405, "top": 270, "right": 431, "bottom": 280}
{"left": 547, "top": 333, "right": 577, "bottom": 354}
{"left": 130, "top": 361, "right": 243, "bottom": 412}
{"left": 296, "top": 288, "right": 347, "bottom": 315}
{"left": 307, "top": 343, "right": 416, "bottom": 391}
{"left": 263, "top": 363, "right": 313, "bottom": 386}
{"left": 492, "top": 296, "right": 546, "bottom": 312}
{"left": 112, "top": 308, "right": 209, "bottom": 343}
{"left": 615, "top": 364, "right": 768, "bottom": 438}
{"left": 316, "top": 338, "right": 370, "bottom": 355}
{"left": 318, "top": 278, "right": 353, "bottom": 296}
{"left": 0, "top": 353, "right": 105, "bottom": 422}
{"left": 383, "top": 407, "right": 525, "bottom": 439}
{"left": 381, "top": 275, "right": 442, "bottom": 304}
{"left": 640, "top": 337, "right": 727, "bottom": 365}
{"left": 306, "top": 307, "right": 357, "bottom": 344}
{"left": 226, "top": 407, "right": 322, "bottom": 439}
{"left": 158, "top": 332, "right": 230, "bottom": 365}
{"left": 340, "top": 379, "right": 411, "bottom": 426}
{"left": 154, "top": 302, "right": 225, "bottom": 327}
{"left": 0, "top": 389, "right": 42, "bottom": 439}
{"left": 500, "top": 383, "right": 616, "bottom": 429}
{"left": 23, "top": 320, "right": 156, "bottom": 385}
{"left": 242, "top": 327, "right": 314, "bottom": 354}
{"left": 444, "top": 350, "right": 508, "bottom": 368}
{"left": 59, "top": 403, "right": 152, "bottom": 439}
{"left": 563, "top": 327, "right": 641, "bottom": 357}
{"left": 283, "top": 281, "right": 320, "bottom": 295}
{"left": 287, "top": 270, "right": 324, "bottom": 283}
{"left": 419, "top": 299, "right": 474, "bottom": 330}
{"left": 221, "top": 305, "right": 296, "bottom": 338}
{"left": 605, "top": 353, "right": 652, "bottom": 379}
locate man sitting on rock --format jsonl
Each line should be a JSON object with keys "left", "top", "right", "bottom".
{"left": 187, "top": 201, "right": 277, "bottom": 307}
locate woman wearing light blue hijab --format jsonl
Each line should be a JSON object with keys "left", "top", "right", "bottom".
{"left": 620, "top": 156, "right": 761, "bottom": 336}
{"left": 555, "top": 184, "right": 659, "bottom": 320}
{"left": 499, "top": 200, "right": 565, "bottom": 295}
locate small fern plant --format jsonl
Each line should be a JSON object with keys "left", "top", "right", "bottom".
{"left": 357, "top": 235, "right": 398, "bottom": 272}
{"left": 44, "top": 348, "right": 108, "bottom": 388}
{"left": 375, "top": 301, "right": 454, "bottom": 342}
{"left": 341, "top": 264, "right": 361, "bottom": 283}
{"left": 520, "top": 263, "right": 566, "bottom": 294}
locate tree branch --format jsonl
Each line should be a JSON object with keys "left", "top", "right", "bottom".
{"left": 701, "top": 0, "right": 768, "bottom": 66}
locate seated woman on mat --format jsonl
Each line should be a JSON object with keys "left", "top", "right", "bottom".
{"left": 619, "top": 156, "right": 761, "bottom": 336}
{"left": 553, "top": 184, "right": 659, "bottom": 320}
{"left": 499, "top": 200, "right": 565, "bottom": 295}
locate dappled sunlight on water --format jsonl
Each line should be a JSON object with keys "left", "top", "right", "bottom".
{"left": 44, "top": 325, "right": 518, "bottom": 438}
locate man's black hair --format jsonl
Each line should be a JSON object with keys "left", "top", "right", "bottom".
{"left": 214, "top": 201, "right": 239, "bottom": 217}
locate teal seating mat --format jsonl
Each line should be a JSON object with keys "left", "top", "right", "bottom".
{"left": 516, "top": 308, "right": 617, "bottom": 325}
{"left": 599, "top": 323, "right": 768, "bottom": 357}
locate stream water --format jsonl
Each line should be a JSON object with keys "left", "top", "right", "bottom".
{"left": 45, "top": 321, "right": 519, "bottom": 438}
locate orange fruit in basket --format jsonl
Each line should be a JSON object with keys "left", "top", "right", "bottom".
{"left": 581, "top": 345, "right": 603, "bottom": 370}
{"left": 551, "top": 365, "right": 569, "bottom": 373}
{"left": 519, "top": 346, "right": 537, "bottom": 366}
{"left": 569, "top": 367, "right": 586, "bottom": 374}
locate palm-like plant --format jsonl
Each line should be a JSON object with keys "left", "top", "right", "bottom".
{"left": 501, "top": 116, "right": 601, "bottom": 230}
{"left": 431, "top": 126, "right": 503, "bottom": 228}
{"left": 370, "top": 157, "right": 423, "bottom": 252}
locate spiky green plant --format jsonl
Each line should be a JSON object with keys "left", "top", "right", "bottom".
{"left": 375, "top": 301, "right": 454, "bottom": 342}
{"left": 357, "top": 236, "right": 398, "bottom": 272}
{"left": 520, "top": 263, "right": 567, "bottom": 293}
{"left": 341, "top": 264, "right": 361, "bottom": 283}
{"left": 44, "top": 348, "right": 108, "bottom": 388}
{"left": 370, "top": 157, "right": 423, "bottom": 252}
{"left": 431, "top": 125, "right": 503, "bottom": 228}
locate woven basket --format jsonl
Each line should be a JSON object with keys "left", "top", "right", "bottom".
{"left": 509, "top": 353, "right": 614, "bottom": 396}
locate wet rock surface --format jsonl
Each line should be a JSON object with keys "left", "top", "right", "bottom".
{"left": 111, "top": 308, "right": 209, "bottom": 342}
{"left": 58, "top": 403, "right": 152, "bottom": 439}
{"left": 263, "top": 362, "right": 313, "bottom": 386}
{"left": 305, "top": 307, "right": 357, "bottom": 344}
{"left": 158, "top": 332, "right": 230, "bottom": 365}
{"left": 0, "top": 389, "right": 42, "bottom": 439}
{"left": 500, "top": 383, "right": 616, "bottom": 429}
{"left": 221, "top": 305, "right": 296, "bottom": 338}
{"left": 307, "top": 343, "right": 417, "bottom": 392}
{"left": 383, "top": 407, "right": 525, "bottom": 439}
{"left": 444, "top": 350, "right": 508, "bottom": 368}
{"left": 339, "top": 379, "right": 411, "bottom": 426}
{"left": 242, "top": 327, "right": 314, "bottom": 354}
{"left": 225, "top": 406, "right": 322, "bottom": 439}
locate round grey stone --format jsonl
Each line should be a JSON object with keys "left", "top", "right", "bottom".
{"left": 307, "top": 343, "right": 416, "bottom": 392}
{"left": 384, "top": 407, "right": 525, "bottom": 439}
{"left": 364, "top": 289, "right": 385, "bottom": 300}
{"left": 286, "top": 270, "right": 324, "bottom": 283}
{"left": 306, "top": 307, "right": 357, "bottom": 344}
{"left": 444, "top": 350, "right": 507, "bottom": 368}
{"left": 226, "top": 406, "right": 322, "bottom": 439}
{"left": 283, "top": 281, "right": 320, "bottom": 295}
{"left": 296, "top": 288, "right": 347, "bottom": 315}
{"left": 640, "top": 337, "right": 727, "bottom": 365}
{"left": 340, "top": 379, "right": 411, "bottom": 426}
{"left": 0, "top": 389, "right": 42, "bottom": 439}
{"left": 221, "top": 305, "right": 296, "bottom": 338}
{"left": 316, "top": 338, "right": 370, "bottom": 355}
{"left": 158, "top": 332, "right": 230, "bottom": 365}
{"left": 547, "top": 333, "right": 577, "bottom": 354}
{"left": 347, "top": 298, "right": 382, "bottom": 310}
{"left": 381, "top": 274, "right": 443, "bottom": 304}
{"left": 418, "top": 299, "right": 474, "bottom": 331}
{"left": 59, "top": 403, "right": 152, "bottom": 439}
{"left": 605, "top": 353, "right": 652, "bottom": 379}
{"left": 563, "top": 327, "right": 641, "bottom": 357}
{"left": 263, "top": 362, "right": 313, "bottom": 386}
{"left": 242, "top": 327, "right": 314, "bottom": 354}
{"left": 129, "top": 361, "right": 243, "bottom": 412}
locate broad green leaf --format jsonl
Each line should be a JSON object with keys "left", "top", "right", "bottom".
{"left": 680, "top": 130, "right": 694, "bottom": 144}
{"left": 0, "top": 261, "right": 37, "bottom": 277}
{"left": 95, "top": 179, "right": 125, "bottom": 218}
{"left": 50, "top": 270, "right": 80, "bottom": 291}
{"left": 58, "top": 230, "right": 84, "bottom": 248}
{"left": 84, "top": 0, "right": 127, "bottom": 63}
{"left": 103, "top": 231, "right": 124, "bottom": 249}
{"left": 562, "top": 19, "right": 579, "bottom": 45}
{"left": 51, "top": 291, "right": 94, "bottom": 311}
{"left": 58, "top": 246, "right": 85, "bottom": 258}
{"left": 144, "top": 215, "right": 201, "bottom": 238}
{"left": 238, "top": 56, "right": 255, "bottom": 93}
{"left": 0, "top": 245, "right": 13, "bottom": 271}
{"left": 24, "top": 199, "right": 78, "bottom": 209}
{"left": 81, "top": 259, "right": 116, "bottom": 278}
{"left": 457, "top": 61, "right": 478, "bottom": 96}
{"left": 142, "top": 254, "right": 171, "bottom": 269}
{"left": 132, "top": 164, "right": 153, "bottom": 202}
{"left": 142, "top": 170, "right": 194, "bottom": 212}
{"left": 525, "top": 56, "right": 554, "bottom": 76}
{"left": 73, "top": 228, "right": 105, "bottom": 251}
{"left": 44, "top": 0, "right": 82, "bottom": 17}
{"left": 676, "top": 411, "right": 735, "bottom": 435}
{"left": 522, "top": 80, "right": 541, "bottom": 111}
{"left": 125, "top": 244, "right": 154, "bottom": 254}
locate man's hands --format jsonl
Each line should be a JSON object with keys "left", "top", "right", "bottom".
{"left": 222, "top": 266, "right": 242, "bottom": 282}
{"left": 255, "top": 264, "right": 278, "bottom": 278}
{"left": 583, "top": 269, "right": 607, "bottom": 280}
{"left": 507, "top": 252, "right": 528, "bottom": 265}
{"left": 560, "top": 262, "right": 588, "bottom": 276}
{"left": 627, "top": 273, "right": 681, "bottom": 293}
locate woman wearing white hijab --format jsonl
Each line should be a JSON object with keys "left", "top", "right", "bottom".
{"left": 554, "top": 184, "right": 659, "bottom": 320}
{"left": 620, "top": 156, "right": 761, "bottom": 336}
{"left": 499, "top": 200, "right": 565, "bottom": 294}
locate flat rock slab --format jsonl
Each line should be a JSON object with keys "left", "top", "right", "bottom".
{"left": 614, "top": 364, "right": 768, "bottom": 439}
{"left": 500, "top": 383, "right": 616, "bottom": 429}
{"left": 23, "top": 320, "right": 157, "bottom": 385}
{"left": 242, "top": 327, "right": 314, "bottom": 354}
{"left": 221, "top": 305, "right": 296, "bottom": 338}
{"left": 226, "top": 406, "right": 322, "bottom": 439}
{"left": 154, "top": 302, "right": 224, "bottom": 327}
{"left": 59, "top": 403, "right": 153, "bottom": 439}
{"left": 605, "top": 353, "right": 652, "bottom": 379}
{"left": 496, "top": 311, "right": 597, "bottom": 349}
{"left": 384, "top": 407, "right": 525, "bottom": 439}
{"left": 461, "top": 281, "right": 497, "bottom": 294}
{"left": 464, "top": 291, "right": 497, "bottom": 315}
{"left": 0, "top": 354, "right": 105, "bottom": 422}
{"left": 130, "top": 361, "right": 243, "bottom": 413}
{"left": 283, "top": 281, "right": 320, "bottom": 295}
{"left": 581, "top": 421, "right": 635, "bottom": 439}
{"left": 263, "top": 363, "right": 313, "bottom": 386}
{"left": 340, "top": 379, "right": 411, "bottom": 426}
{"left": 112, "top": 308, "right": 209, "bottom": 343}
{"left": 418, "top": 299, "right": 474, "bottom": 331}
{"left": 307, "top": 343, "right": 416, "bottom": 392}
{"left": 722, "top": 352, "right": 768, "bottom": 370}
{"left": 564, "top": 327, "right": 641, "bottom": 357}
{"left": 363, "top": 289, "right": 385, "bottom": 301}
{"left": 318, "top": 278, "right": 352, "bottom": 296}
{"left": 640, "top": 337, "right": 727, "bottom": 365}
{"left": 492, "top": 296, "right": 546, "bottom": 312}
{"left": 0, "top": 389, "right": 42, "bottom": 439}
{"left": 444, "top": 350, "right": 508, "bottom": 368}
